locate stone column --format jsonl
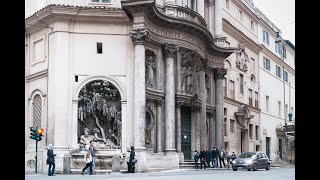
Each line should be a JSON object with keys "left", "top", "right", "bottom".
{"left": 156, "top": 100, "right": 163, "bottom": 152}
{"left": 214, "top": 68, "right": 227, "bottom": 151}
{"left": 129, "top": 28, "right": 150, "bottom": 150}
{"left": 191, "top": 106, "right": 201, "bottom": 153}
{"left": 208, "top": 0, "right": 214, "bottom": 35}
{"left": 199, "top": 70, "right": 207, "bottom": 149}
{"left": 197, "top": 0, "right": 205, "bottom": 17}
{"left": 163, "top": 43, "right": 178, "bottom": 152}
{"left": 176, "top": 51, "right": 182, "bottom": 94}
{"left": 176, "top": 102, "right": 182, "bottom": 152}
{"left": 208, "top": 113, "right": 214, "bottom": 148}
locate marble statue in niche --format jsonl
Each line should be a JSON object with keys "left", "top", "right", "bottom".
{"left": 77, "top": 80, "right": 121, "bottom": 149}
{"left": 145, "top": 50, "right": 156, "bottom": 89}
{"left": 236, "top": 43, "right": 249, "bottom": 72}
{"left": 181, "top": 65, "right": 193, "bottom": 94}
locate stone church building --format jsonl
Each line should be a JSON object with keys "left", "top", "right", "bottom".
{"left": 25, "top": 0, "right": 264, "bottom": 173}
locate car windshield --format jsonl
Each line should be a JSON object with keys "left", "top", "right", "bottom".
{"left": 238, "top": 152, "right": 256, "bottom": 158}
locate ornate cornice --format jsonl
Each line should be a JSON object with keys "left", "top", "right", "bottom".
{"left": 214, "top": 68, "right": 228, "bottom": 79}
{"left": 129, "top": 28, "right": 150, "bottom": 45}
{"left": 26, "top": 69, "right": 48, "bottom": 82}
{"left": 163, "top": 43, "right": 177, "bottom": 58}
{"left": 121, "top": 0, "right": 235, "bottom": 60}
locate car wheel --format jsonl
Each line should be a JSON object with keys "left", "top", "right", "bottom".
{"left": 247, "top": 168, "right": 251, "bottom": 171}
{"left": 233, "top": 168, "right": 238, "bottom": 171}
{"left": 266, "top": 163, "right": 270, "bottom": 170}
{"left": 253, "top": 163, "right": 258, "bottom": 171}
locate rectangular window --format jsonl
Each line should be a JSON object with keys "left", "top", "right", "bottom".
{"left": 240, "top": 74, "right": 244, "bottom": 94}
{"left": 283, "top": 70, "right": 288, "bottom": 82}
{"left": 276, "top": 65, "right": 282, "bottom": 78}
{"left": 75, "top": 75, "right": 78, "bottom": 82}
{"left": 239, "top": 10, "right": 243, "bottom": 22}
{"left": 266, "top": 95, "right": 269, "bottom": 112}
{"left": 255, "top": 125, "right": 259, "bottom": 140}
{"left": 224, "top": 78, "right": 227, "bottom": 97}
{"left": 263, "top": 57, "right": 271, "bottom": 70}
{"left": 263, "top": 30, "right": 269, "bottom": 45}
{"left": 226, "top": 0, "right": 230, "bottom": 9}
{"left": 255, "top": 92, "right": 258, "bottom": 108}
{"left": 251, "top": 20, "right": 254, "bottom": 31}
{"left": 278, "top": 44, "right": 283, "bottom": 56}
{"left": 285, "top": 104, "right": 288, "bottom": 119}
{"left": 230, "top": 119, "right": 235, "bottom": 133}
{"left": 224, "top": 118, "right": 227, "bottom": 136}
{"left": 283, "top": 47, "right": 287, "bottom": 59}
{"left": 251, "top": 58, "right": 255, "bottom": 71}
{"left": 278, "top": 101, "right": 281, "bottom": 117}
{"left": 275, "top": 42, "right": 278, "bottom": 52}
{"left": 97, "top": 42, "right": 103, "bottom": 54}
{"left": 229, "top": 80, "right": 235, "bottom": 99}
{"left": 249, "top": 124, "right": 253, "bottom": 139}
{"left": 224, "top": 108, "right": 227, "bottom": 116}
{"left": 249, "top": 89, "right": 253, "bottom": 106}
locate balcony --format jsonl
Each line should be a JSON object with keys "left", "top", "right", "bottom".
{"left": 157, "top": 4, "right": 207, "bottom": 28}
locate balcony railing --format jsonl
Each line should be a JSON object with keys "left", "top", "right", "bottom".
{"left": 158, "top": 4, "right": 207, "bottom": 28}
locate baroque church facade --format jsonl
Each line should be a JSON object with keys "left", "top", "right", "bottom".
{"left": 25, "top": 0, "right": 270, "bottom": 173}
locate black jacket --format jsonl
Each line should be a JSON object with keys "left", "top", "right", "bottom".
{"left": 199, "top": 151, "right": 206, "bottom": 160}
{"left": 47, "top": 149, "right": 56, "bottom": 163}
{"left": 211, "top": 149, "right": 218, "bottom": 158}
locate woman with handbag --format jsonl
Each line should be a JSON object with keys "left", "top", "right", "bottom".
{"left": 81, "top": 145, "right": 93, "bottom": 175}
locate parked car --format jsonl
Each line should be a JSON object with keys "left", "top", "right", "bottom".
{"left": 231, "top": 152, "right": 270, "bottom": 171}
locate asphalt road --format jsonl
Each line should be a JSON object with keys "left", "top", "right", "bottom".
{"left": 25, "top": 167, "right": 295, "bottom": 180}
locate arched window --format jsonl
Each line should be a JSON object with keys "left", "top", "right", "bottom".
{"left": 32, "top": 94, "right": 42, "bottom": 128}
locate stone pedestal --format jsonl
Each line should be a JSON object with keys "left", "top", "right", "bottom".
{"left": 112, "top": 156, "right": 121, "bottom": 172}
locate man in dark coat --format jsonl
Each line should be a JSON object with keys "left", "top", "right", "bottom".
{"left": 211, "top": 146, "right": 218, "bottom": 168}
{"left": 47, "top": 144, "right": 56, "bottom": 176}
{"left": 193, "top": 151, "right": 200, "bottom": 169}
{"left": 199, "top": 148, "right": 206, "bottom": 169}
{"left": 205, "top": 149, "right": 211, "bottom": 168}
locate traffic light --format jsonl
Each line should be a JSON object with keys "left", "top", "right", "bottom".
{"left": 288, "top": 113, "right": 292, "bottom": 121}
{"left": 30, "top": 127, "right": 38, "bottom": 140}
{"left": 37, "top": 128, "right": 44, "bottom": 141}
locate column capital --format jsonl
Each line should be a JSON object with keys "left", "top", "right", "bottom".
{"left": 163, "top": 43, "right": 178, "bottom": 58}
{"left": 200, "top": 58, "right": 209, "bottom": 71}
{"left": 155, "top": 99, "right": 164, "bottom": 106}
{"left": 129, "top": 28, "right": 150, "bottom": 45}
{"left": 207, "top": 0, "right": 214, "bottom": 7}
{"left": 176, "top": 102, "right": 183, "bottom": 108}
{"left": 191, "top": 106, "right": 201, "bottom": 112}
{"left": 214, "top": 68, "right": 228, "bottom": 79}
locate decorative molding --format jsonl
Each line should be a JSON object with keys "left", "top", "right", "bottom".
{"left": 162, "top": 43, "right": 177, "bottom": 58}
{"left": 26, "top": 69, "right": 48, "bottom": 82}
{"left": 176, "top": 102, "right": 183, "bottom": 108}
{"left": 129, "top": 28, "right": 151, "bottom": 45}
{"left": 155, "top": 99, "right": 164, "bottom": 106}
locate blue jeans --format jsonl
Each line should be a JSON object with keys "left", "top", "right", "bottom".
{"left": 211, "top": 158, "right": 218, "bottom": 168}
{"left": 48, "top": 162, "right": 55, "bottom": 176}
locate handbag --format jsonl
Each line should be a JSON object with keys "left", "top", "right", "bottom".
{"left": 46, "top": 159, "right": 50, "bottom": 164}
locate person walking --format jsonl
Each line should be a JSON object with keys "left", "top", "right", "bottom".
{"left": 218, "top": 148, "right": 226, "bottom": 168}
{"left": 88, "top": 141, "right": 95, "bottom": 175}
{"left": 81, "top": 145, "right": 93, "bottom": 175}
{"left": 225, "top": 149, "right": 231, "bottom": 168}
{"left": 47, "top": 144, "right": 56, "bottom": 176}
{"left": 193, "top": 151, "right": 200, "bottom": 169}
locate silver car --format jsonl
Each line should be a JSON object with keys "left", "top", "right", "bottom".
{"left": 231, "top": 152, "right": 270, "bottom": 171}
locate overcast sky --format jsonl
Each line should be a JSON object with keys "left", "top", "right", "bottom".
{"left": 253, "top": 0, "right": 295, "bottom": 45}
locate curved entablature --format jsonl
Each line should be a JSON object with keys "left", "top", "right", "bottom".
{"left": 122, "top": 0, "right": 235, "bottom": 63}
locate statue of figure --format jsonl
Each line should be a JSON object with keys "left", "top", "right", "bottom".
{"left": 236, "top": 43, "right": 249, "bottom": 71}
{"left": 146, "top": 56, "right": 156, "bottom": 88}
{"left": 181, "top": 66, "right": 193, "bottom": 94}
{"left": 79, "top": 128, "right": 97, "bottom": 149}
